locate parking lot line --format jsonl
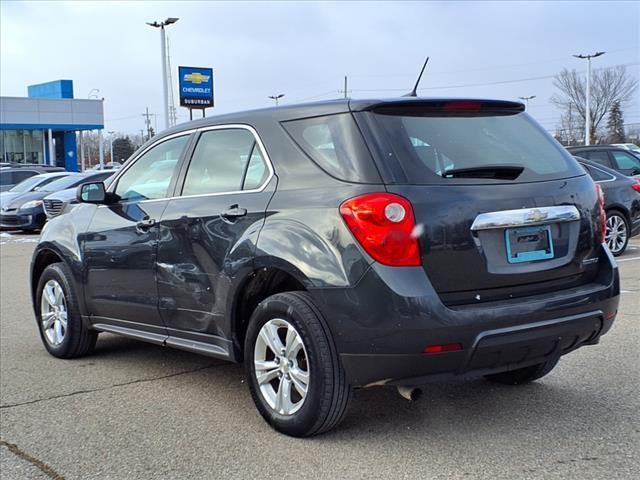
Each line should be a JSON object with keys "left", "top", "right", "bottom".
{"left": 617, "top": 256, "right": 640, "bottom": 263}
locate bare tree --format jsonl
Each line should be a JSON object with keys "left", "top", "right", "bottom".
{"left": 550, "top": 66, "right": 638, "bottom": 144}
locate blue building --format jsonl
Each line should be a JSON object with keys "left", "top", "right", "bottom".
{"left": 0, "top": 80, "right": 104, "bottom": 171}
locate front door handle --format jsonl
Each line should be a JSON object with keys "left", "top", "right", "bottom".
{"left": 136, "top": 218, "right": 157, "bottom": 230}
{"left": 221, "top": 205, "right": 247, "bottom": 219}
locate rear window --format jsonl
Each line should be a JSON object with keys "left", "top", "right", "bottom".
{"left": 282, "top": 113, "right": 380, "bottom": 183}
{"left": 368, "top": 108, "right": 582, "bottom": 184}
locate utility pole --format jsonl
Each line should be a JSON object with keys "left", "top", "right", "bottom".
{"left": 268, "top": 94, "right": 284, "bottom": 106}
{"left": 573, "top": 51, "right": 605, "bottom": 145}
{"left": 142, "top": 107, "right": 153, "bottom": 141}
{"left": 518, "top": 95, "right": 536, "bottom": 109}
{"left": 147, "top": 17, "right": 179, "bottom": 131}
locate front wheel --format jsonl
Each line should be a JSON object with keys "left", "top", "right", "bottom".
{"left": 35, "top": 263, "right": 98, "bottom": 358}
{"left": 244, "top": 291, "right": 351, "bottom": 437}
{"left": 605, "top": 211, "right": 630, "bottom": 256}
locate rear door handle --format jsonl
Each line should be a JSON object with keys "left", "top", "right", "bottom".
{"left": 221, "top": 205, "right": 247, "bottom": 219}
{"left": 136, "top": 218, "right": 157, "bottom": 230}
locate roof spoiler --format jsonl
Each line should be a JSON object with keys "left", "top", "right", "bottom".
{"left": 362, "top": 99, "right": 526, "bottom": 116}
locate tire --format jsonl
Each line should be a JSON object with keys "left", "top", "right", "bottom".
{"left": 244, "top": 291, "right": 351, "bottom": 437}
{"left": 35, "top": 263, "right": 98, "bottom": 358}
{"left": 484, "top": 358, "right": 559, "bottom": 385}
{"left": 605, "top": 211, "right": 630, "bottom": 256}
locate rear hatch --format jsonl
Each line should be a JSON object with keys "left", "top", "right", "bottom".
{"left": 355, "top": 100, "right": 602, "bottom": 305}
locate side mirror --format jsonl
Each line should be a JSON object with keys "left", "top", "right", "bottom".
{"left": 77, "top": 182, "right": 107, "bottom": 204}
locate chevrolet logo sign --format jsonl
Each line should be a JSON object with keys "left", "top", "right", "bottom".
{"left": 526, "top": 209, "right": 548, "bottom": 223}
{"left": 184, "top": 72, "right": 210, "bottom": 84}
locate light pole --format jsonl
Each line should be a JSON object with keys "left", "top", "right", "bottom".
{"left": 108, "top": 131, "right": 115, "bottom": 164}
{"left": 147, "top": 17, "right": 179, "bottom": 131}
{"left": 268, "top": 94, "right": 284, "bottom": 106}
{"left": 518, "top": 95, "right": 536, "bottom": 109}
{"left": 88, "top": 89, "right": 100, "bottom": 99}
{"left": 573, "top": 51, "right": 605, "bottom": 145}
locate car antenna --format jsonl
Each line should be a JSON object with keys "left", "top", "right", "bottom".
{"left": 403, "top": 57, "right": 430, "bottom": 97}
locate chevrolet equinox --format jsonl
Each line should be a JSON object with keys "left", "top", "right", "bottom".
{"left": 30, "top": 98, "right": 620, "bottom": 436}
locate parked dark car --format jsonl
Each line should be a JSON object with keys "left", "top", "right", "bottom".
{"left": 30, "top": 99, "right": 619, "bottom": 436}
{"left": 0, "top": 165, "right": 65, "bottom": 192}
{"left": 576, "top": 157, "right": 640, "bottom": 255}
{"left": 567, "top": 145, "right": 640, "bottom": 176}
{"left": 0, "top": 171, "right": 114, "bottom": 231}
{"left": 1, "top": 171, "right": 71, "bottom": 209}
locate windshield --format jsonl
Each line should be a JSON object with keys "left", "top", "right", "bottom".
{"left": 38, "top": 174, "right": 89, "bottom": 192}
{"left": 370, "top": 109, "right": 581, "bottom": 184}
{"left": 9, "top": 175, "right": 50, "bottom": 193}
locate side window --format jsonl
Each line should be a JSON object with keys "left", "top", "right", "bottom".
{"left": 12, "top": 171, "right": 37, "bottom": 183}
{"left": 243, "top": 147, "right": 269, "bottom": 190}
{"left": 583, "top": 165, "right": 612, "bottom": 182}
{"left": 0, "top": 172, "right": 12, "bottom": 186}
{"left": 583, "top": 151, "right": 611, "bottom": 167}
{"left": 182, "top": 128, "right": 268, "bottom": 196}
{"left": 611, "top": 151, "right": 640, "bottom": 171}
{"left": 281, "top": 113, "right": 378, "bottom": 183}
{"left": 115, "top": 135, "right": 188, "bottom": 202}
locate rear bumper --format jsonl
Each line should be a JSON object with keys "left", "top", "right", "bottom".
{"left": 310, "top": 246, "right": 620, "bottom": 386}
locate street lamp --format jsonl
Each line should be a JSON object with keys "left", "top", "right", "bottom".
{"left": 573, "top": 51, "right": 605, "bottom": 145}
{"left": 518, "top": 95, "right": 536, "bottom": 109}
{"left": 268, "top": 94, "right": 285, "bottom": 106}
{"left": 147, "top": 17, "right": 179, "bottom": 131}
{"left": 88, "top": 89, "right": 100, "bottom": 99}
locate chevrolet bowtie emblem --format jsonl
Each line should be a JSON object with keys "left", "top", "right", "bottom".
{"left": 184, "top": 72, "right": 210, "bottom": 84}
{"left": 527, "top": 209, "right": 548, "bottom": 222}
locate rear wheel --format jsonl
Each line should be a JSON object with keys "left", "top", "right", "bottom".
{"left": 35, "top": 263, "right": 98, "bottom": 358}
{"left": 605, "top": 211, "right": 629, "bottom": 256}
{"left": 244, "top": 291, "right": 350, "bottom": 437}
{"left": 484, "top": 358, "right": 559, "bottom": 385}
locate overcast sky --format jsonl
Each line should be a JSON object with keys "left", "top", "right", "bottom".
{"left": 1, "top": 1, "right": 639, "bottom": 135}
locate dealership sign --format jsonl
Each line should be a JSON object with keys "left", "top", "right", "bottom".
{"left": 178, "top": 66, "right": 214, "bottom": 108}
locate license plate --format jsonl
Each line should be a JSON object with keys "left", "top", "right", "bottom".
{"left": 505, "top": 225, "right": 554, "bottom": 264}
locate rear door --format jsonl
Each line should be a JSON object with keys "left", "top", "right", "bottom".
{"left": 359, "top": 101, "right": 601, "bottom": 305}
{"left": 156, "top": 126, "right": 275, "bottom": 353}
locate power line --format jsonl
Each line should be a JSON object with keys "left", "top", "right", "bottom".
{"left": 351, "top": 62, "right": 640, "bottom": 93}
{"left": 348, "top": 47, "right": 640, "bottom": 79}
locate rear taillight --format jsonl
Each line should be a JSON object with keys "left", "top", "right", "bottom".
{"left": 632, "top": 179, "right": 640, "bottom": 193}
{"left": 596, "top": 184, "right": 606, "bottom": 244}
{"left": 340, "top": 193, "right": 421, "bottom": 266}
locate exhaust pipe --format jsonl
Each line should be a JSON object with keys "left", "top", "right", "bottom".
{"left": 397, "top": 386, "right": 422, "bottom": 401}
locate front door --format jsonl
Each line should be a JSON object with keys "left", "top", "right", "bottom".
{"left": 156, "top": 126, "right": 275, "bottom": 352}
{"left": 83, "top": 134, "right": 191, "bottom": 335}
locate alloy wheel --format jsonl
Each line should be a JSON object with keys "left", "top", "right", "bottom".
{"left": 40, "top": 279, "right": 68, "bottom": 346}
{"left": 253, "top": 318, "right": 310, "bottom": 415}
{"left": 605, "top": 214, "right": 628, "bottom": 254}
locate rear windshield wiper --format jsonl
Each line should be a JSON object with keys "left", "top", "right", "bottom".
{"left": 442, "top": 165, "right": 524, "bottom": 180}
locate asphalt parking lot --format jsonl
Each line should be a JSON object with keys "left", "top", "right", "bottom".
{"left": 0, "top": 232, "right": 638, "bottom": 480}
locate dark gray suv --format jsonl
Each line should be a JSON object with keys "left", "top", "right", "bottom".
{"left": 30, "top": 98, "right": 619, "bottom": 436}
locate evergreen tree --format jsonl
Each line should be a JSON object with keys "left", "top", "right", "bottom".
{"left": 112, "top": 136, "right": 136, "bottom": 163}
{"left": 607, "top": 101, "right": 625, "bottom": 143}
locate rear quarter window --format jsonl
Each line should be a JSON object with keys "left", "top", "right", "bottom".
{"left": 281, "top": 113, "right": 380, "bottom": 183}
{"left": 367, "top": 109, "right": 583, "bottom": 184}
